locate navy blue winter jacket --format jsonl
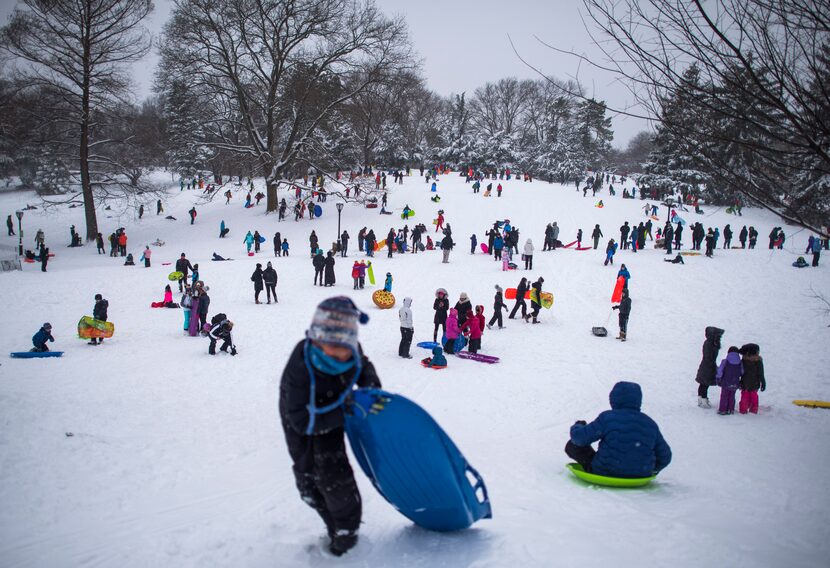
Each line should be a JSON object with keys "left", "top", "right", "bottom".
{"left": 570, "top": 382, "right": 672, "bottom": 478}
{"left": 32, "top": 327, "right": 54, "bottom": 348}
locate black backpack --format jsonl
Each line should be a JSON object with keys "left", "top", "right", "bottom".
{"left": 211, "top": 313, "right": 227, "bottom": 326}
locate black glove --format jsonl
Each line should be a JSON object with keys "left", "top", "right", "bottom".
{"left": 612, "top": 305, "right": 619, "bottom": 310}
{"left": 760, "top": 384, "right": 766, "bottom": 392}
{"left": 574, "top": 420, "right": 587, "bottom": 426}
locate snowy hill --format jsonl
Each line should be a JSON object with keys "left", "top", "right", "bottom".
{"left": 1, "top": 173, "right": 828, "bottom": 567}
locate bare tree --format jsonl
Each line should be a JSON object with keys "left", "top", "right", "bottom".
{"left": 532, "top": 0, "right": 829, "bottom": 235}
{"left": 159, "top": 0, "right": 412, "bottom": 213}
{"left": 1, "top": 0, "right": 153, "bottom": 240}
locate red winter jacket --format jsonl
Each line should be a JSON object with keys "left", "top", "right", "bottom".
{"left": 461, "top": 310, "right": 482, "bottom": 339}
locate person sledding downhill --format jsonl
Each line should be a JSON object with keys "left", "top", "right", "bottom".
{"left": 279, "top": 297, "right": 381, "bottom": 557}
{"left": 565, "top": 382, "right": 672, "bottom": 478}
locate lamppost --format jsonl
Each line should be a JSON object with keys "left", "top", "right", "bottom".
{"left": 15, "top": 210, "right": 23, "bottom": 256}
{"left": 336, "top": 202, "right": 344, "bottom": 252}
{"left": 664, "top": 197, "right": 675, "bottom": 224}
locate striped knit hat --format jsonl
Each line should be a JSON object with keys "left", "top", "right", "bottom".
{"left": 307, "top": 296, "right": 369, "bottom": 350}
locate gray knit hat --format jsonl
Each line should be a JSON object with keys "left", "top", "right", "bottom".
{"left": 307, "top": 296, "right": 369, "bottom": 350}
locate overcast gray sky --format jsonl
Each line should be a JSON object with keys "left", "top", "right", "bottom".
{"left": 0, "top": 0, "right": 651, "bottom": 147}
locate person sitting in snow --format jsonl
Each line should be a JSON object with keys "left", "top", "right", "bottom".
{"left": 565, "top": 381, "right": 672, "bottom": 478}
{"left": 31, "top": 322, "right": 54, "bottom": 352}
{"left": 422, "top": 345, "right": 447, "bottom": 368}
{"left": 279, "top": 297, "right": 380, "bottom": 556}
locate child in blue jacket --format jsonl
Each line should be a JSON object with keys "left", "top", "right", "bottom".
{"left": 565, "top": 381, "right": 672, "bottom": 478}
{"left": 32, "top": 323, "right": 55, "bottom": 352}
{"left": 383, "top": 272, "right": 393, "bottom": 292}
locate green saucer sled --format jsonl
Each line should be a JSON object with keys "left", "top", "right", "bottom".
{"left": 566, "top": 463, "right": 656, "bottom": 488}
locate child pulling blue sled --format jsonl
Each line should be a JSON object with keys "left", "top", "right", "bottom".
{"left": 345, "top": 388, "right": 492, "bottom": 531}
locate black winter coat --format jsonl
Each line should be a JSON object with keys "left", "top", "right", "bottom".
{"left": 312, "top": 253, "right": 325, "bottom": 270}
{"left": 93, "top": 299, "right": 108, "bottom": 321}
{"left": 433, "top": 297, "right": 449, "bottom": 323}
{"left": 263, "top": 267, "right": 277, "bottom": 285}
{"left": 251, "top": 267, "right": 264, "bottom": 290}
{"left": 324, "top": 255, "right": 336, "bottom": 284}
{"left": 617, "top": 296, "right": 631, "bottom": 317}
{"left": 493, "top": 291, "right": 506, "bottom": 311}
{"left": 279, "top": 340, "right": 381, "bottom": 436}
{"left": 175, "top": 258, "right": 193, "bottom": 276}
{"left": 740, "top": 354, "right": 766, "bottom": 391}
{"left": 455, "top": 300, "right": 472, "bottom": 326}
{"left": 695, "top": 326, "right": 724, "bottom": 386}
{"left": 530, "top": 280, "right": 543, "bottom": 308}
{"left": 198, "top": 292, "right": 210, "bottom": 315}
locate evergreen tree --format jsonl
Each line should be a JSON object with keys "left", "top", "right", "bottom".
{"left": 162, "top": 80, "right": 213, "bottom": 178}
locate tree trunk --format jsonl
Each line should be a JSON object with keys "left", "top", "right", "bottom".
{"left": 265, "top": 159, "right": 278, "bottom": 213}
{"left": 80, "top": 22, "right": 98, "bottom": 242}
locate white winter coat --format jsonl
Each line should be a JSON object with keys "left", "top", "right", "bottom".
{"left": 398, "top": 297, "right": 413, "bottom": 328}
{"left": 523, "top": 240, "right": 534, "bottom": 256}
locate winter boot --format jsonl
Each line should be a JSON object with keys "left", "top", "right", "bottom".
{"left": 697, "top": 396, "right": 711, "bottom": 409}
{"left": 329, "top": 530, "right": 358, "bottom": 557}
{"left": 620, "top": 332, "right": 626, "bottom": 342}
{"left": 87, "top": 339, "right": 98, "bottom": 345}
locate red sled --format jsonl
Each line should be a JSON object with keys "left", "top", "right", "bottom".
{"left": 421, "top": 358, "right": 447, "bottom": 369}
{"left": 611, "top": 276, "right": 626, "bottom": 303}
{"left": 504, "top": 288, "right": 532, "bottom": 300}
{"left": 480, "top": 243, "right": 489, "bottom": 254}
{"left": 562, "top": 240, "right": 578, "bottom": 249}
{"left": 575, "top": 246, "right": 592, "bottom": 251}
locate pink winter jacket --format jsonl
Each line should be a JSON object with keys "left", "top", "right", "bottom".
{"left": 461, "top": 310, "right": 482, "bottom": 339}
{"left": 445, "top": 309, "right": 460, "bottom": 339}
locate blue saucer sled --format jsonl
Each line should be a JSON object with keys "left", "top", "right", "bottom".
{"left": 345, "top": 388, "right": 492, "bottom": 531}
{"left": 10, "top": 351, "right": 64, "bottom": 358}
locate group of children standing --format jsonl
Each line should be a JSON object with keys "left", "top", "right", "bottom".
{"left": 695, "top": 327, "right": 766, "bottom": 415}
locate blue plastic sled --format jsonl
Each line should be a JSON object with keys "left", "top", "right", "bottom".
{"left": 417, "top": 341, "right": 440, "bottom": 350}
{"left": 345, "top": 388, "right": 491, "bottom": 532}
{"left": 10, "top": 351, "right": 64, "bottom": 358}
{"left": 314, "top": 205, "right": 323, "bottom": 217}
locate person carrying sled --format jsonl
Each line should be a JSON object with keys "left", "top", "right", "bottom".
{"left": 88, "top": 294, "right": 109, "bottom": 345}
{"left": 31, "top": 322, "right": 55, "bottom": 352}
{"left": 525, "top": 277, "right": 544, "bottom": 324}
{"left": 176, "top": 253, "right": 194, "bottom": 292}
{"left": 565, "top": 382, "right": 672, "bottom": 478}
{"left": 207, "top": 318, "right": 236, "bottom": 356}
{"left": 279, "top": 297, "right": 380, "bottom": 556}
{"left": 509, "top": 277, "right": 529, "bottom": 320}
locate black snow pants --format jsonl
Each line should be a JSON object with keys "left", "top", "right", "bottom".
{"left": 282, "top": 422, "right": 361, "bottom": 536}
{"left": 509, "top": 298, "right": 527, "bottom": 319}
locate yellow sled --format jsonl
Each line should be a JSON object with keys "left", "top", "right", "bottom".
{"left": 792, "top": 400, "right": 830, "bottom": 409}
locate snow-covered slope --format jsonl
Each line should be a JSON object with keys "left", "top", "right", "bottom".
{"left": 1, "top": 173, "right": 828, "bottom": 567}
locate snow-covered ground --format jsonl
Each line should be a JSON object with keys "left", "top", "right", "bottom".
{"left": 1, "top": 172, "right": 828, "bottom": 567}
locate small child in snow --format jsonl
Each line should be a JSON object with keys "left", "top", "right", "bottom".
{"left": 470, "top": 234, "right": 477, "bottom": 254}
{"left": 352, "top": 261, "right": 361, "bottom": 290}
{"left": 383, "top": 272, "right": 393, "bottom": 292}
{"left": 358, "top": 261, "right": 367, "bottom": 289}
{"left": 281, "top": 238, "right": 289, "bottom": 256}
{"left": 422, "top": 345, "right": 447, "bottom": 368}
{"left": 716, "top": 346, "right": 744, "bottom": 415}
{"left": 738, "top": 343, "right": 766, "bottom": 414}
{"left": 31, "top": 322, "right": 55, "bottom": 352}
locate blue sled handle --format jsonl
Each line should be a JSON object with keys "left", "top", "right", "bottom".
{"left": 465, "top": 463, "right": 492, "bottom": 519}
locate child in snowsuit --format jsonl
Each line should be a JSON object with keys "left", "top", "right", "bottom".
{"left": 278, "top": 297, "right": 380, "bottom": 556}
{"left": 461, "top": 308, "right": 483, "bottom": 353}
{"left": 208, "top": 319, "right": 236, "bottom": 355}
{"left": 383, "top": 272, "right": 393, "bottom": 292}
{"left": 357, "top": 261, "right": 367, "bottom": 289}
{"left": 89, "top": 294, "right": 109, "bottom": 345}
{"left": 423, "top": 345, "right": 447, "bottom": 368}
{"left": 566, "top": 381, "right": 672, "bottom": 478}
{"left": 444, "top": 308, "right": 460, "bottom": 354}
{"left": 281, "top": 239, "right": 289, "bottom": 256}
{"left": 470, "top": 234, "right": 477, "bottom": 254}
{"left": 31, "top": 323, "right": 54, "bottom": 352}
{"left": 351, "top": 262, "right": 361, "bottom": 290}
{"left": 738, "top": 343, "right": 766, "bottom": 414}
{"left": 181, "top": 285, "right": 193, "bottom": 332}
{"left": 695, "top": 326, "right": 724, "bottom": 408}
{"left": 716, "top": 346, "right": 743, "bottom": 415}
{"left": 604, "top": 239, "right": 617, "bottom": 266}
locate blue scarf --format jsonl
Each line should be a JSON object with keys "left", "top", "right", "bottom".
{"left": 309, "top": 344, "right": 356, "bottom": 375}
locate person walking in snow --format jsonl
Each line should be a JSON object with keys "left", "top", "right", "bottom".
{"left": 612, "top": 288, "right": 631, "bottom": 341}
{"left": 487, "top": 285, "right": 508, "bottom": 329}
{"left": 278, "top": 297, "right": 379, "bottom": 556}
{"left": 509, "top": 277, "right": 528, "bottom": 320}
{"left": 141, "top": 245, "right": 152, "bottom": 268}
{"left": 189, "top": 207, "right": 197, "bottom": 225}
{"left": 470, "top": 233, "right": 477, "bottom": 254}
{"left": 398, "top": 297, "right": 414, "bottom": 359}
{"left": 525, "top": 277, "right": 544, "bottom": 324}
{"left": 695, "top": 326, "right": 724, "bottom": 408}
{"left": 576, "top": 229, "right": 583, "bottom": 248}
{"left": 440, "top": 233, "right": 454, "bottom": 263}
{"left": 244, "top": 231, "right": 254, "bottom": 254}
{"left": 309, "top": 231, "right": 319, "bottom": 258}
{"left": 253, "top": 230, "right": 262, "bottom": 253}
{"left": 175, "top": 253, "right": 194, "bottom": 292}
{"left": 620, "top": 222, "right": 630, "bottom": 250}
{"left": 6, "top": 214, "right": 13, "bottom": 236}
{"left": 340, "top": 231, "right": 350, "bottom": 257}
{"left": 591, "top": 224, "right": 603, "bottom": 249}
{"left": 604, "top": 239, "right": 617, "bottom": 266}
